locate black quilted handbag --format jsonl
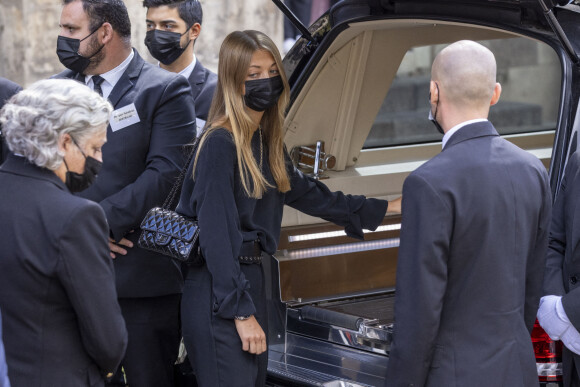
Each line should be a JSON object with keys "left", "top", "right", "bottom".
{"left": 138, "top": 139, "right": 200, "bottom": 263}
{"left": 139, "top": 207, "right": 199, "bottom": 262}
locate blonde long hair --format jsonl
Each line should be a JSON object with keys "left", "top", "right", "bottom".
{"left": 193, "top": 30, "right": 291, "bottom": 198}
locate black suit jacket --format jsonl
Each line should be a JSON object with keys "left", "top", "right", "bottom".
{"left": 544, "top": 151, "right": 580, "bottom": 384}
{"left": 55, "top": 50, "right": 196, "bottom": 297}
{"left": 0, "top": 155, "right": 127, "bottom": 386}
{"left": 188, "top": 59, "right": 217, "bottom": 122}
{"left": 0, "top": 77, "right": 22, "bottom": 164}
{"left": 386, "top": 122, "right": 551, "bottom": 387}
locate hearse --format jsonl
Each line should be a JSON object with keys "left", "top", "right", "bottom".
{"left": 265, "top": 0, "right": 580, "bottom": 386}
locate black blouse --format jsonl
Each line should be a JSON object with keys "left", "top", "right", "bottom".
{"left": 176, "top": 128, "right": 388, "bottom": 319}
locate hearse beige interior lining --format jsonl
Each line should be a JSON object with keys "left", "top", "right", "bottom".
{"left": 284, "top": 20, "right": 516, "bottom": 164}
{"left": 281, "top": 20, "right": 541, "bottom": 227}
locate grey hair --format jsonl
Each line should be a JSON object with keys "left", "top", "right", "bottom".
{"left": 0, "top": 79, "right": 112, "bottom": 170}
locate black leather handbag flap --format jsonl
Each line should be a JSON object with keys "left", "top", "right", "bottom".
{"left": 140, "top": 208, "right": 198, "bottom": 243}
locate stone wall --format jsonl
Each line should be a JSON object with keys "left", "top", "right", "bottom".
{"left": 0, "top": 0, "right": 283, "bottom": 86}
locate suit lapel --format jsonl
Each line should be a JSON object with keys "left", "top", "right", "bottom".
{"left": 188, "top": 60, "right": 206, "bottom": 99}
{"left": 443, "top": 121, "right": 499, "bottom": 151}
{"left": 107, "top": 49, "right": 144, "bottom": 108}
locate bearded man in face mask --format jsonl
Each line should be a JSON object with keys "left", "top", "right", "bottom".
{"left": 144, "top": 0, "right": 217, "bottom": 136}
{"left": 53, "top": 1, "right": 196, "bottom": 386}
{"left": 385, "top": 40, "right": 551, "bottom": 387}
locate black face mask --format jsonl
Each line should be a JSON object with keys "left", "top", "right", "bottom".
{"left": 57, "top": 26, "right": 104, "bottom": 74}
{"left": 244, "top": 76, "right": 284, "bottom": 112}
{"left": 428, "top": 84, "right": 444, "bottom": 135}
{"left": 64, "top": 139, "right": 102, "bottom": 193}
{"left": 144, "top": 29, "right": 191, "bottom": 66}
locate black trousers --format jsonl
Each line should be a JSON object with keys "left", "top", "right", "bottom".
{"left": 182, "top": 262, "right": 268, "bottom": 387}
{"left": 108, "top": 295, "right": 181, "bottom": 387}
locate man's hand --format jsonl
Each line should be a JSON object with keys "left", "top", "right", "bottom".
{"left": 387, "top": 196, "right": 402, "bottom": 213}
{"left": 108, "top": 235, "right": 133, "bottom": 259}
{"left": 234, "top": 316, "right": 267, "bottom": 355}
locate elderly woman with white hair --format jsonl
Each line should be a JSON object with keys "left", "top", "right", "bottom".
{"left": 0, "top": 79, "right": 128, "bottom": 386}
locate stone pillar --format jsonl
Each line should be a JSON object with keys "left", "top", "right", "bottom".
{"left": 0, "top": 1, "right": 20, "bottom": 83}
{"left": 0, "top": 0, "right": 283, "bottom": 86}
{"left": 196, "top": 0, "right": 283, "bottom": 72}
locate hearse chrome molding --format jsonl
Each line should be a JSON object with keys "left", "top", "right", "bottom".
{"left": 286, "top": 223, "right": 401, "bottom": 243}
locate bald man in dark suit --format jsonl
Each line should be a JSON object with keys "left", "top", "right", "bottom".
{"left": 386, "top": 40, "right": 551, "bottom": 387}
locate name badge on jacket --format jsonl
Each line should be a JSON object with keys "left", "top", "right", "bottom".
{"left": 110, "top": 103, "right": 141, "bottom": 132}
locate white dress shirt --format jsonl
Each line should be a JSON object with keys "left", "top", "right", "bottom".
{"left": 156, "top": 54, "right": 197, "bottom": 80}
{"left": 85, "top": 50, "right": 135, "bottom": 100}
{"left": 177, "top": 55, "right": 196, "bottom": 80}
{"left": 442, "top": 118, "right": 488, "bottom": 149}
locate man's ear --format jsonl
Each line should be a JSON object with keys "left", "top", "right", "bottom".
{"left": 189, "top": 23, "right": 201, "bottom": 42}
{"left": 490, "top": 82, "right": 502, "bottom": 106}
{"left": 100, "top": 22, "right": 114, "bottom": 45}
{"left": 429, "top": 80, "right": 439, "bottom": 103}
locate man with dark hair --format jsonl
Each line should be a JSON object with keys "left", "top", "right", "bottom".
{"left": 0, "top": 77, "right": 22, "bottom": 165}
{"left": 144, "top": 0, "right": 217, "bottom": 133}
{"left": 55, "top": 0, "right": 196, "bottom": 386}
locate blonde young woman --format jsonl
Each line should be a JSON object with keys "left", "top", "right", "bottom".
{"left": 176, "top": 30, "right": 397, "bottom": 387}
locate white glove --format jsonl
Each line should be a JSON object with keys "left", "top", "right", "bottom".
{"left": 538, "top": 295, "right": 570, "bottom": 340}
{"left": 560, "top": 323, "right": 580, "bottom": 355}
{"left": 538, "top": 295, "right": 580, "bottom": 355}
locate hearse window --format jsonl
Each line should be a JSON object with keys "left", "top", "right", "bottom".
{"left": 363, "top": 37, "right": 561, "bottom": 149}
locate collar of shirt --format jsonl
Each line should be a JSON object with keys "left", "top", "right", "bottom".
{"left": 85, "top": 49, "right": 135, "bottom": 100}
{"left": 179, "top": 54, "right": 196, "bottom": 79}
{"left": 442, "top": 118, "right": 488, "bottom": 149}
{"left": 156, "top": 54, "right": 197, "bottom": 80}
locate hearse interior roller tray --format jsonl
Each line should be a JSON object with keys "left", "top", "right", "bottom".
{"left": 264, "top": 215, "right": 401, "bottom": 387}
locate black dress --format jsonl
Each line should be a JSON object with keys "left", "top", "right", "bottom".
{"left": 176, "top": 128, "right": 387, "bottom": 387}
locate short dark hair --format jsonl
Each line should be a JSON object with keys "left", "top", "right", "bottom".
{"left": 63, "top": 0, "right": 132, "bottom": 39}
{"left": 143, "top": 0, "right": 203, "bottom": 27}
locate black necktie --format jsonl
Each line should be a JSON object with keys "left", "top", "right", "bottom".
{"left": 92, "top": 75, "right": 105, "bottom": 96}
